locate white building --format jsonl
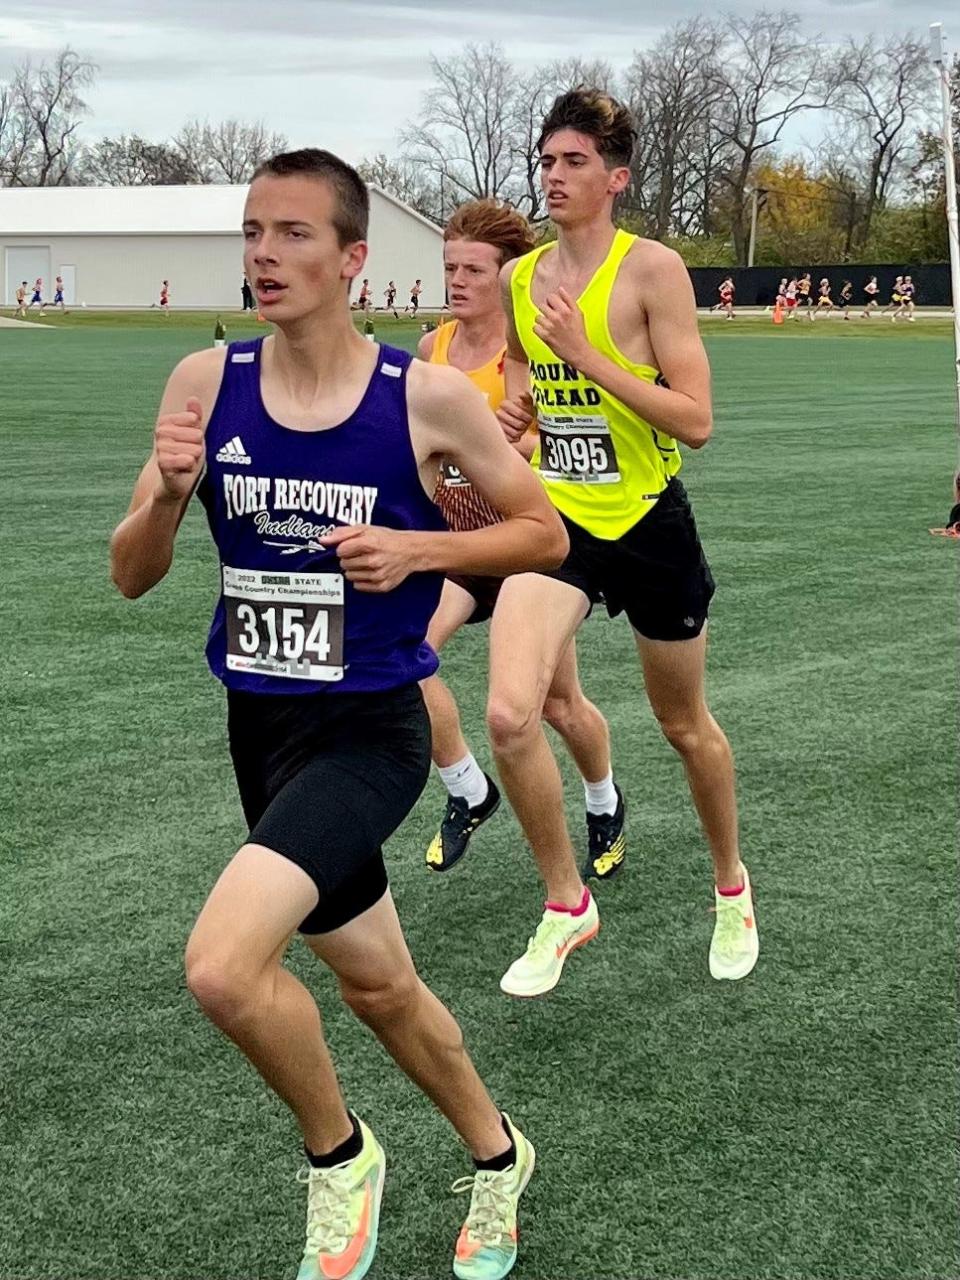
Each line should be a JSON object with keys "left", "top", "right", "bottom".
{"left": 0, "top": 184, "right": 443, "bottom": 309}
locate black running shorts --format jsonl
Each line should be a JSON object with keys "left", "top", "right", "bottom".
{"left": 446, "top": 573, "right": 503, "bottom": 624}
{"left": 541, "top": 478, "right": 716, "bottom": 641}
{"left": 227, "top": 683, "right": 431, "bottom": 934}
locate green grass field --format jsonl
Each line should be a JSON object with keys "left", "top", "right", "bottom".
{"left": 3, "top": 312, "right": 957, "bottom": 1280}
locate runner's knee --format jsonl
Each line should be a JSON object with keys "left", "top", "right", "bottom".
{"left": 185, "top": 945, "right": 265, "bottom": 1029}
{"left": 486, "top": 694, "right": 541, "bottom": 753}
{"left": 653, "top": 708, "right": 707, "bottom": 758}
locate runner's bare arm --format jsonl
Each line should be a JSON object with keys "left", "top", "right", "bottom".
{"left": 322, "top": 364, "right": 567, "bottom": 591}
{"left": 498, "top": 260, "right": 536, "bottom": 442}
{"left": 533, "top": 247, "right": 712, "bottom": 449}
{"left": 513, "top": 431, "right": 538, "bottom": 461}
{"left": 416, "top": 329, "right": 437, "bottom": 361}
{"left": 414, "top": 362, "right": 566, "bottom": 572}
{"left": 110, "top": 348, "right": 225, "bottom": 598}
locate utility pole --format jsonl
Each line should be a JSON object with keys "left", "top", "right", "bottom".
{"left": 747, "top": 188, "right": 766, "bottom": 267}
{"left": 931, "top": 23, "right": 960, "bottom": 439}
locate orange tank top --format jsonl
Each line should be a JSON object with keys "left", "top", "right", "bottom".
{"left": 429, "top": 319, "right": 505, "bottom": 532}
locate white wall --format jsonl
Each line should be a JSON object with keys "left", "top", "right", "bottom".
{"left": 5, "top": 245, "right": 51, "bottom": 303}
{"left": 4, "top": 234, "right": 242, "bottom": 307}
{"left": 363, "top": 196, "right": 443, "bottom": 311}
{"left": 0, "top": 190, "right": 444, "bottom": 309}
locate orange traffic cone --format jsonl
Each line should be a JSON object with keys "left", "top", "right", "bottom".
{"left": 773, "top": 299, "right": 784, "bottom": 325}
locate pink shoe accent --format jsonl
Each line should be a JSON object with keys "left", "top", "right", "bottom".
{"left": 718, "top": 880, "right": 745, "bottom": 897}
{"left": 544, "top": 887, "right": 591, "bottom": 916}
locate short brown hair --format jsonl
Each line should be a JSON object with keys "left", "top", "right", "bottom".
{"left": 444, "top": 198, "right": 536, "bottom": 266}
{"left": 537, "top": 88, "right": 636, "bottom": 168}
{"left": 252, "top": 148, "right": 369, "bottom": 246}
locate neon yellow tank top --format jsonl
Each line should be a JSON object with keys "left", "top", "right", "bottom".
{"left": 510, "top": 228, "right": 681, "bottom": 540}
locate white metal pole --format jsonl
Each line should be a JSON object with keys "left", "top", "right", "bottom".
{"left": 930, "top": 23, "right": 960, "bottom": 439}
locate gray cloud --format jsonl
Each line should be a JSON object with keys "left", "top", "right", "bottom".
{"left": 0, "top": 0, "right": 941, "bottom": 158}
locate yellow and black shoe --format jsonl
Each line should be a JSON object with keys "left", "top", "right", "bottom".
{"left": 582, "top": 786, "right": 626, "bottom": 880}
{"left": 425, "top": 776, "right": 501, "bottom": 873}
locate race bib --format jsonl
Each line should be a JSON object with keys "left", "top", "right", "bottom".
{"left": 440, "top": 459, "right": 471, "bottom": 488}
{"left": 538, "top": 414, "right": 621, "bottom": 485}
{"left": 223, "top": 566, "right": 345, "bottom": 682}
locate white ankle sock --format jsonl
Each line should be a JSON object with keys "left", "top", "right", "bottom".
{"left": 438, "top": 753, "right": 489, "bottom": 809}
{"left": 583, "top": 771, "right": 618, "bottom": 816}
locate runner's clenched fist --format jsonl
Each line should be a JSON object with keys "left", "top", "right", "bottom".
{"left": 155, "top": 396, "right": 205, "bottom": 500}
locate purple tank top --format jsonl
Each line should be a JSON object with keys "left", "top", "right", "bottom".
{"left": 196, "top": 337, "right": 445, "bottom": 694}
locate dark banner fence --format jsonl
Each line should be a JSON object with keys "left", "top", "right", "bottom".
{"left": 688, "top": 264, "right": 952, "bottom": 308}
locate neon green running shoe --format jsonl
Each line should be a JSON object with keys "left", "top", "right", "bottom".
{"left": 709, "top": 863, "right": 759, "bottom": 981}
{"left": 295, "top": 1117, "right": 385, "bottom": 1280}
{"left": 452, "top": 1116, "right": 535, "bottom": 1280}
{"left": 499, "top": 893, "right": 599, "bottom": 997}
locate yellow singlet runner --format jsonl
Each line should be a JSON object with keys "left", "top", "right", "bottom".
{"left": 511, "top": 228, "right": 681, "bottom": 540}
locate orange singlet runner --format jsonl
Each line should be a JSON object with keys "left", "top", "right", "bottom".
{"left": 429, "top": 317, "right": 506, "bottom": 532}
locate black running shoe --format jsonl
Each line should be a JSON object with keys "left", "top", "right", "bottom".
{"left": 582, "top": 786, "right": 626, "bottom": 880}
{"left": 425, "top": 775, "right": 501, "bottom": 872}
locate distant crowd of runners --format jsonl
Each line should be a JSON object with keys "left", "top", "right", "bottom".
{"left": 712, "top": 272, "right": 920, "bottom": 322}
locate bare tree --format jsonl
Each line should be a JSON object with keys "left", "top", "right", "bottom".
{"left": 833, "top": 34, "right": 934, "bottom": 246}
{"left": 400, "top": 43, "right": 519, "bottom": 213}
{"left": 815, "top": 140, "right": 867, "bottom": 258}
{"left": 174, "top": 118, "right": 287, "bottom": 183}
{"left": 0, "top": 83, "right": 34, "bottom": 185}
{"left": 356, "top": 152, "right": 402, "bottom": 191}
{"left": 909, "top": 53, "right": 958, "bottom": 258}
{"left": 79, "top": 134, "right": 200, "bottom": 185}
{"left": 4, "top": 48, "right": 96, "bottom": 185}
{"left": 912, "top": 53, "right": 960, "bottom": 201}
{"left": 625, "top": 19, "right": 724, "bottom": 238}
{"left": 171, "top": 119, "right": 208, "bottom": 177}
{"left": 709, "top": 11, "right": 838, "bottom": 262}
{"left": 615, "top": 93, "right": 657, "bottom": 231}
{"left": 356, "top": 152, "right": 441, "bottom": 221}
{"left": 678, "top": 106, "right": 737, "bottom": 237}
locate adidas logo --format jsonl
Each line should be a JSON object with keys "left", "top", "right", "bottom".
{"left": 215, "top": 435, "right": 252, "bottom": 465}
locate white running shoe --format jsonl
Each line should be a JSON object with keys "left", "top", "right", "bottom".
{"left": 500, "top": 893, "right": 599, "bottom": 997}
{"left": 709, "top": 864, "right": 759, "bottom": 981}
{"left": 452, "top": 1115, "right": 535, "bottom": 1280}
{"left": 295, "top": 1117, "right": 385, "bottom": 1280}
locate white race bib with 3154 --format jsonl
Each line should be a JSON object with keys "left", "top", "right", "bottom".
{"left": 223, "top": 566, "right": 345, "bottom": 682}
{"left": 537, "top": 413, "right": 621, "bottom": 485}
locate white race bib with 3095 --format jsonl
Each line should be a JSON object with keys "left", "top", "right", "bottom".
{"left": 223, "top": 566, "right": 345, "bottom": 682}
{"left": 537, "top": 413, "right": 621, "bottom": 485}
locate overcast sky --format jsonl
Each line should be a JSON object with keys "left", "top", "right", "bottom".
{"left": 1, "top": 0, "right": 945, "bottom": 162}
